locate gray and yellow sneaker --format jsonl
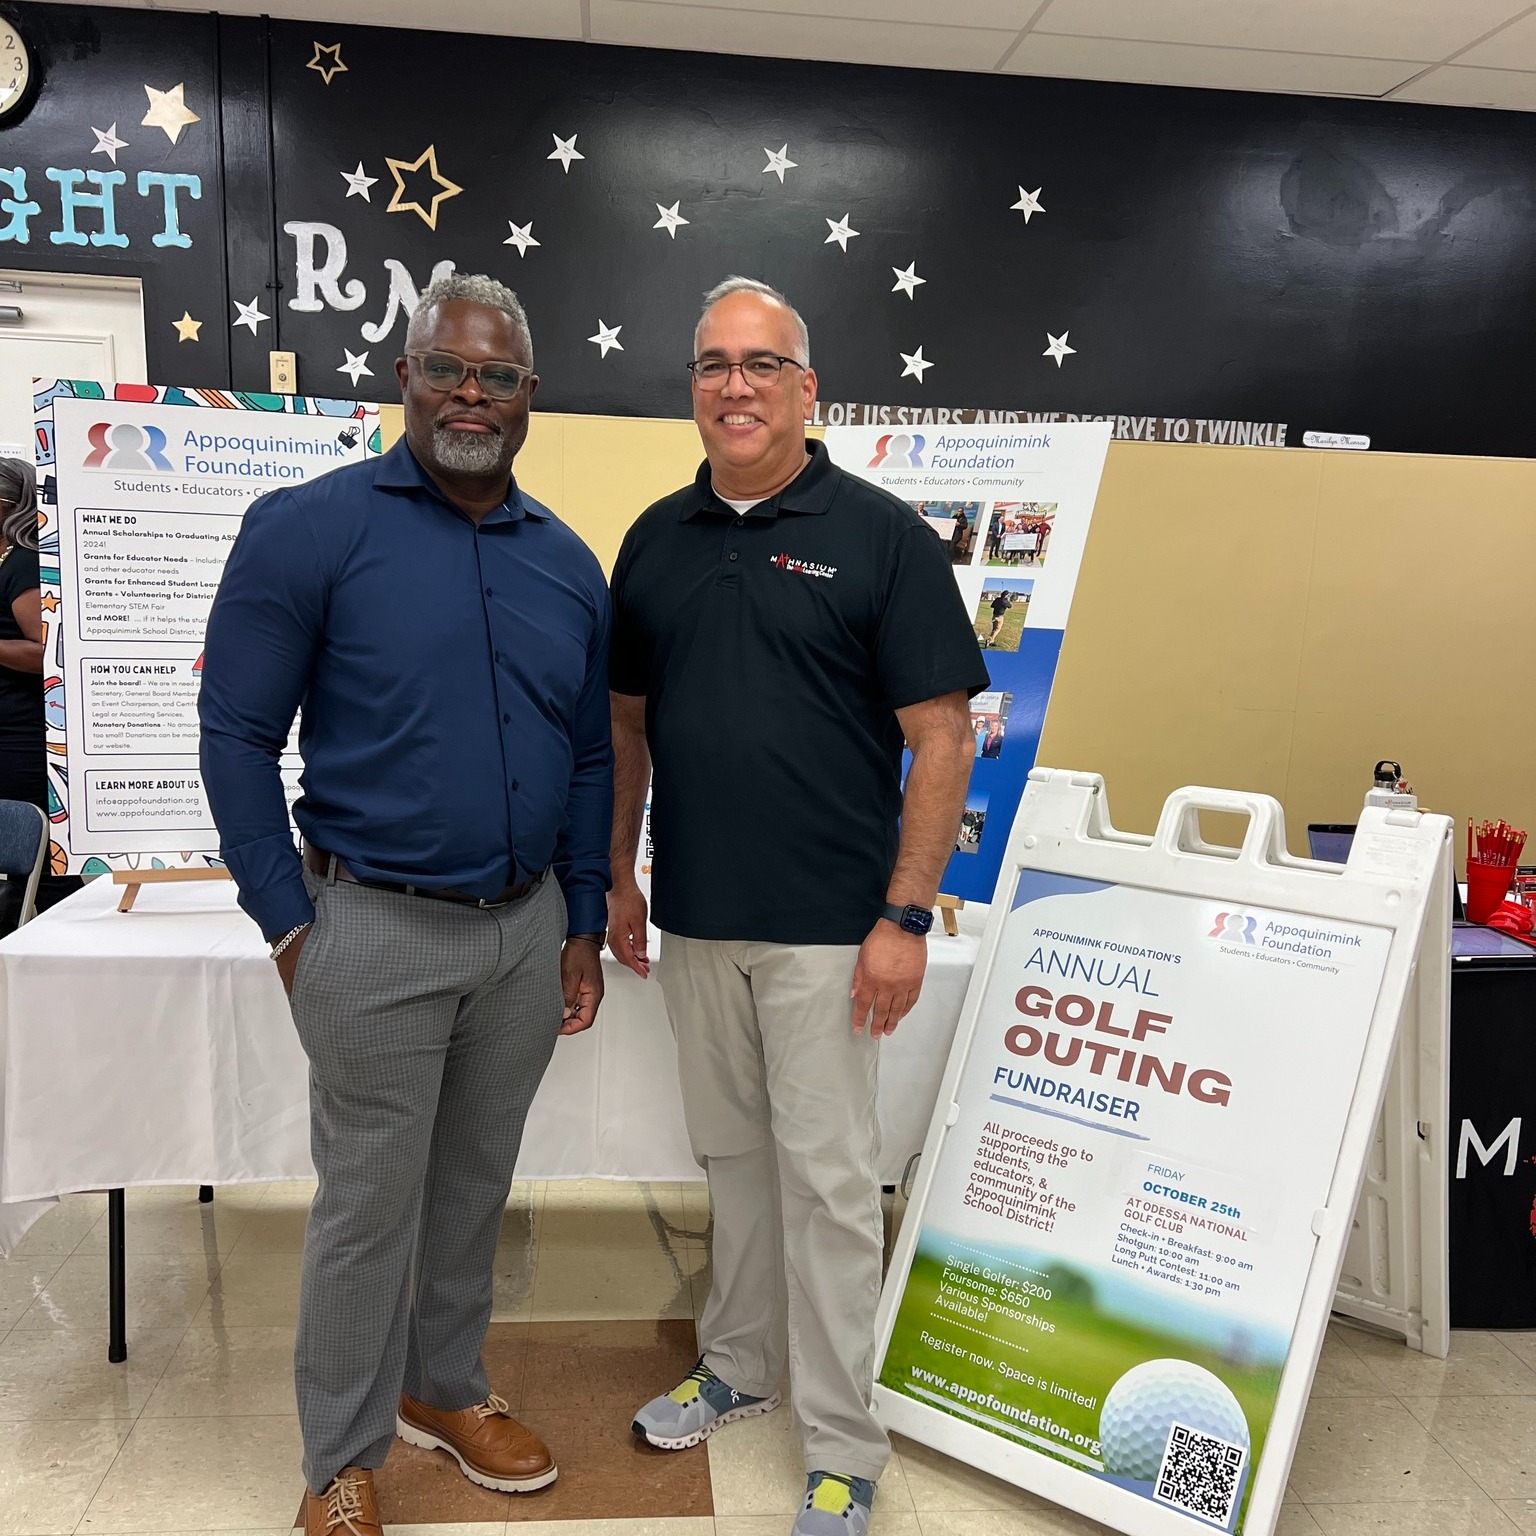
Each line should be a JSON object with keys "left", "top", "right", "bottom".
{"left": 791, "top": 1473, "right": 875, "bottom": 1536}
{"left": 631, "top": 1357, "right": 781, "bottom": 1450}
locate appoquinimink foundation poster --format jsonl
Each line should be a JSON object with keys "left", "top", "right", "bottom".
{"left": 877, "top": 871, "right": 1390, "bottom": 1531}
{"left": 823, "top": 423, "right": 1109, "bottom": 904}
{"left": 37, "top": 382, "right": 378, "bottom": 874}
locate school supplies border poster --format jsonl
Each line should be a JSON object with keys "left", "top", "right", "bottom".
{"left": 822, "top": 422, "right": 1111, "bottom": 904}
{"left": 36, "top": 382, "right": 378, "bottom": 875}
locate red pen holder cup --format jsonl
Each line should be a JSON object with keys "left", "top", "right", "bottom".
{"left": 1467, "top": 860, "right": 1516, "bottom": 924}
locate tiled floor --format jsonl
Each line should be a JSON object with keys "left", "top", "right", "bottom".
{"left": 0, "top": 1181, "right": 1532, "bottom": 1536}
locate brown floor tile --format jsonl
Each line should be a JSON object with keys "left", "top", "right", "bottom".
{"left": 295, "top": 1319, "right": 711, "bottom": 1525}
{"left": 521, "top": 1318, "right": 701, "bottom": 1411}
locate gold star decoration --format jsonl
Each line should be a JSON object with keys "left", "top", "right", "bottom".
{"left": 306, "top": 42, "right": 348, "bottom": 86}
{"left": 40, "top": 592, "right": 58, "bottom": 613}
{"left": 384, "top": 145, "right": 462, "bottom": 231}
{"left": 141, "top": 83, "right": 200, "bottom": 145}
{"left": 172, "top": 311, "right": 202, "bottom": 342}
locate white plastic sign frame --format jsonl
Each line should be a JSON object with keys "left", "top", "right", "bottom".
{"left": 872, "top": 768, "right": 1452, "bottom": 1536}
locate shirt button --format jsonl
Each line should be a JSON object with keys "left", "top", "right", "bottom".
{"left": 503, "top": 713, "right": 511, "bottom": 723}
{"left": 485, "top": 587, "right": 493, "bottom": 597}
{"left": 494, "top": 652, "right": 502, "bottom": 664}
{"left": 511, "top": 779, "right": 519, "bottom": 791}
{"left": 735, "top": 517, "right": 745, "bottom": 526}
{"left": 729, "top": 551, "right": 739, "bottom": 562}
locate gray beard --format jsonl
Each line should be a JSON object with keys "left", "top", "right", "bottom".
{"left": 431, "top": 423, "right": 510, "bottom": 476}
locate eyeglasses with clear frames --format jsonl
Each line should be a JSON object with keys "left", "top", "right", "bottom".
{"left": 688, "top": 354, "right": 805, "bottom": 390}
{"left": 405, "top": 350, "right": 534, "bottom": 400}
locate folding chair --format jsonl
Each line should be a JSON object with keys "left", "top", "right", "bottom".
{"left": 0, "top": 799, "right": 48, "bottom": 933}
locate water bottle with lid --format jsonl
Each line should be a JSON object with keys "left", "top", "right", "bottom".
{"left": 1365, "top": 759, "right": 1418, "bottom": 812}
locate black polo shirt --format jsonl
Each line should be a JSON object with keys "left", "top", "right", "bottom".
{"left": 610, "top": 440, "right": 989, "bottom": 945}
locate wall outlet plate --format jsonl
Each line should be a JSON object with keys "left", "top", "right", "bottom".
{"left": 269, "top": 349, "right": 297, "bottom": 393}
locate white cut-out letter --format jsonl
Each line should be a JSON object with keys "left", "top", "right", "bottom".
{"left": 1457, "top": 1117, "right": 1521, "bottom": 1178}
{"left": 284, "top": 220, "right": 365, "bottom": 312}
{"left": 360, "top": 257, "right": 457, "bottom": 344}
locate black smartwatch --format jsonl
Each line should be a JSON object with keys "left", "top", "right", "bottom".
{"left": 881, "top": 901, "right": 934, "bottom": 936}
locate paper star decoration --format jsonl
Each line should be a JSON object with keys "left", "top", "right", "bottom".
{"left": 548, "top": 134, "right": 584, "bottom": 173}
{"left": 588, "top": 321, "right": 623, "bottom": 358}
{"left": 341, "top": 162, "right": 377, "bottom": 201}
{"left": 1043, "top": 331, "right": 1076, "bottom": 367}
{"left": 232, "top": 297, "right": 268, "bottom": 335}
{"left": 91, "top": 124, "right": 127, "bottom": 165}
{"left": 307, "top": 43, "right": 348, "bottom": 86}
{"left": 763, "top": 145, "right": 796, "bottom": 182}
{"left": 900, "top": 346, "right": 933, "bottom": 381}
{"left": 40, "top": 592, "right": 58, "bottom": 613}
{"left": 338, "top": 349, "right": 373, "bottom": 384}
{"left": 654, "top": 201, "right": 689, "bottom": 238}
{"left": 172, "top": 311, "right": 202, "bottom": 343}
{"left": 892, "top": 262, "right": 925, "bottom": 299}
{"left": 141, "top": 84, "right": 200, "bottom": 145}
{"left": 384, "top": 145, "right": 462, "bottom": 230}
{"left": 504, "top": 221, "right": 540, "bottom": 256}
{"left": 824, "top": 214, "right": 859, "bottom": 251}
{"left": 1011, "top": 186, "right": 1045, "bottom": 223}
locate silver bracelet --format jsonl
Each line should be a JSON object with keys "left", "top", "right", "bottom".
{"left": 270, "top": 923, "right": 310, "bottom": 959}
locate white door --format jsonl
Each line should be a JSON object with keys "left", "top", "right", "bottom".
{"left": 0, "top": 270, "right": 147, "bottom": 459}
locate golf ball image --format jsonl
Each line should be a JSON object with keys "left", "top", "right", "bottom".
{"left": 1099, "top": 1359, "right": 1250, "bottom": 1480}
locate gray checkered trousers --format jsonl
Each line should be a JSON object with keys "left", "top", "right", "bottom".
{"left": 288, "top": 865, "right": 566, "bottom": 1492}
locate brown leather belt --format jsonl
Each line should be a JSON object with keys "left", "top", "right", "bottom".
{"left": 303, "top": 843, "right": 544, "bottom": 907}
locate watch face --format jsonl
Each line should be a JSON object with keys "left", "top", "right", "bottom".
{"left": 901, "top": 906, "right": 933, "bottom": 935}
{"left": 0, "top": 28, "right": 29, "bottom": 119}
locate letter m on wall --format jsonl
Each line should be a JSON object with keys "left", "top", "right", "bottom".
{"left": 1456, "top": 1117, "right": 1522, "bottom": 1178}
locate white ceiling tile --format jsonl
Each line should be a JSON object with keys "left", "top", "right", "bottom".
{"left": 1004, "top": 32, "right": 1422, "bottom": 95}
{"left": 590, "top": 0, "right": 1017, "bottom": 71}
{"left": 593, "top": 0, "right": 1037, "bottom": 24}
{"left": 1454, "top": 10, "right": 1536, "bottom": 69}
{"left": 1031, "top": 0, "right": 1526, "bottom": 63}
{"left": 1389, "top": 62, "right": 1536, "bottom": 110}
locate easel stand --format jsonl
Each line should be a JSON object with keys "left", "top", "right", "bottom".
{"left": 873, "top": 770, "right": 1452, "bottom": 1536}
{"left": 113, "top": 867, "right": 231, "bottom": 912}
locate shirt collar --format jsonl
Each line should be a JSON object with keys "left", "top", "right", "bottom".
{"left": 374, "top": 435, "right": 544, "bottom": 523}
{"left": 681, "top": 438, "right": 840, "bottom": 522}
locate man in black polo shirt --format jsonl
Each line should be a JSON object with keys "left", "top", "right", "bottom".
{"left": 608, "top": 277, "right": 987, "bottom": 1536}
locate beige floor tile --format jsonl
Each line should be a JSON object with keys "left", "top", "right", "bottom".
{"left": 1494, "top": 1334, "right": 1536, "bottom": 1371}
{"left": 195, "top": 1253, "right": 300, "bottom": 1329}
{"left": 893, "top": 1434, "right": 1045, "bottom": 1513}
{"left": 0, "top": 1260, "right": 63, "bottom": 1333}
{"left": 15, "top": 1253, "right": 218, "bottom": 1333}
{"left": 254, "top": 1181, "right": 315, "bottom": 1210}
{"left": 511, "top": 1522, "right": 715, "bottom": 1536}
{"left": 1277, "top": 1510, "right": 1327, "bottom": 1535}
{"left": 140, "top": 1326, "right": 297, "bottom": 1418}
{"left": 73, "top": 1188, "right": 258, "bottom": 1261}
{"left": 0, "top": 1418, "right": 131, "bottom": 1535}
{"left": 5, "top": 1194, "right": 106, "bottom": 1257}
{"left": 913, "top": 1509, "right": 1113, "bottom": 1535}
{"left": 491, "top": 1195, "right": 541, "bottom": 1325}
{"left": 1306, "top": 1496, "right": 1521, "bottom": 1533}
{"left": 1400, "top": 1396, "right": 1536, "bottom": 1502}
{"left": 531, "top": 1196, "right": 703, "bottom": 1321}
{"left": 0, "top": 1326, "right": 182, "bottom": 1420}
{"left": 1289, "top": 1395, "right": 1482, "bottom": 1503}
{"left": 1308, "top": 1323, "right": 1397, "bottom": 1397}
{"left": 1501, "top": 1500, "right": 1536, "bottom": 1532}
{"left": 78, "top": 1415, "right": 302, "bottom": 1532}
{"left": 381, "top": 1527, "right": 508, "bottom": 1536}
{"left": 1340, "top": 1328, "right": 1536, "bottom": 1397}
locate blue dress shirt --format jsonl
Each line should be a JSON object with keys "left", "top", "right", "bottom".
{"left": 198, "top": 437, "right": 613, "bottom": 942}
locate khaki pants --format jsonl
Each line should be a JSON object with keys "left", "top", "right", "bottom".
{"left": 659, "top": 934, "right": 890, "bottom": 1481}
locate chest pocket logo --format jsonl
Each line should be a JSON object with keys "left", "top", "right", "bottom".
{"left": 769, "top": 552, "right": 837, "bottom": 580}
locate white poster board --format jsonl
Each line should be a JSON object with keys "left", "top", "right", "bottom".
{"left": 873, "top": 769, "right": 1451, "bottom": 1536}
{"left": 36, "top": 382, "right": 378, "bottom": 873}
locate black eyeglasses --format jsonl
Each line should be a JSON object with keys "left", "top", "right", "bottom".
{"left": 688, "top": 354, "right": 805, "bottom": 390}
{"left": 406, "top": 349, "right": 533, "bottom": 400}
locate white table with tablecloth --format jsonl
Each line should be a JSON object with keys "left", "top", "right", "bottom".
{"left": 0, "top": 875, "right": 984, "bottom": 1255}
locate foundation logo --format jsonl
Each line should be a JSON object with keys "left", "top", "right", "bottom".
{"left": 84, "top": 422, "right": 172, "bottom": 472}
{"left": 868, "top": 432, "right": 925, "bottom": 469}
{"left": 769, "top": 552, "right": 837, "bottom": 580}
{"left": 1209, "top": 912, "right": 1257, "bottom": 944}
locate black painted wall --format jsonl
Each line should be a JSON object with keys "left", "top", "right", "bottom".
{"left": 6, "top": 2, "right": 1536, "bottom": 455}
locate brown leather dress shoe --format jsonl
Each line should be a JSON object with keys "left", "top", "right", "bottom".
{"left": 397, "top": 1391, "right": 558, "bottom": 1492}
{"left": 303, "top": 1468, "right": 382, "bottom": 1536}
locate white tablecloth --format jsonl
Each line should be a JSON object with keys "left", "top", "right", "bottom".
{"left": 0, "top": 877, "right": 981, "bottom": 1253}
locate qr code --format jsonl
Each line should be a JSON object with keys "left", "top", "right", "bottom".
{"left": 1153, "top": 1421, "right": 1247, "bottom": 1527}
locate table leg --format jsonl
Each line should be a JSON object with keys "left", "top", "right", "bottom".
{"left": 107, "top": 1188, "right": 126, "bottom": 1364}
{"left": 198, "top": 1186, "right": 213, "bottom": 1204}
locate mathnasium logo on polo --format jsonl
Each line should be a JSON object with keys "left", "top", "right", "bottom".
{"left": 81, "top": 421, "right": 356, "bottom": 481}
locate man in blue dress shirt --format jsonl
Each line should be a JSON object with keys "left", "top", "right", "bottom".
{"left": 200, "top": 273, "right": 613, "bottom": 1536}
